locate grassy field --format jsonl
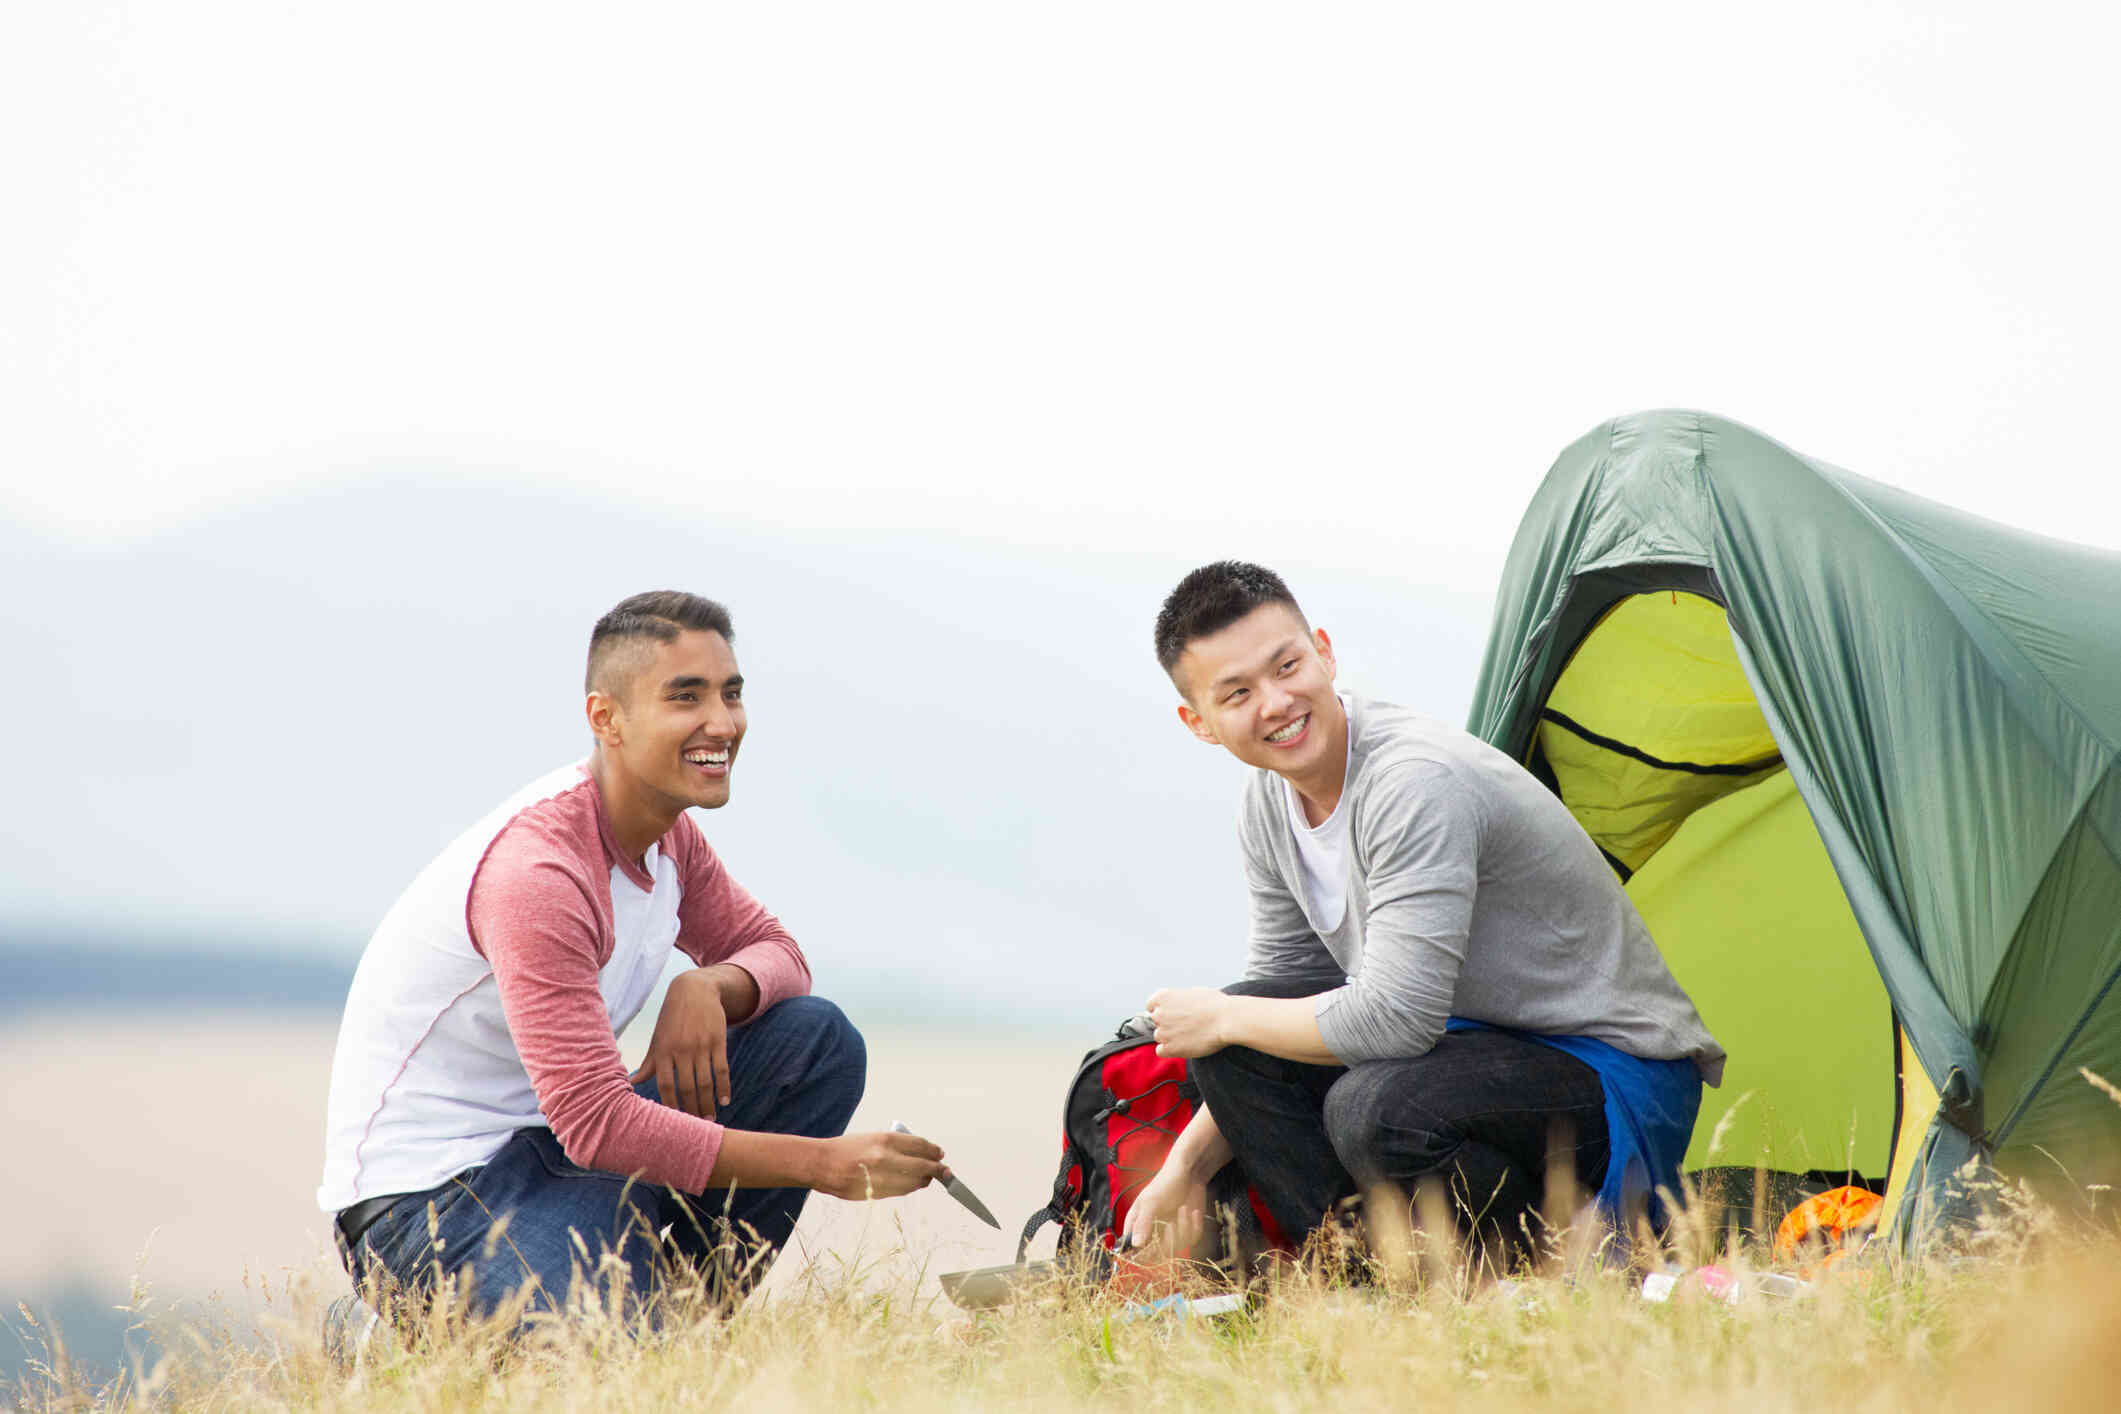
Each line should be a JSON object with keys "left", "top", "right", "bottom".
{"left": 11, "top": 1175, "right": 2119, "bottom": 1414}
{"left": 10, "top": 1035, "right": 2117, "bottom": 1412}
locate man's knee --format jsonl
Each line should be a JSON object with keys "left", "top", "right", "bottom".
{"left": 753, "top": 995, "right": 867, "bottom": 1132}
{"left": 1187, "top": 1039, "right": 1282, "bottom": 1098}
{"left": 1186, "top": 1044, "right": 1239, "bottom": 1096}
{"left": 1199, "top": 978, "right": 1338, "bottom": 1104}
{"left": 757, "top": 995, "right": 866, "bottom": 1074}
{"left": 1323, "top": 1067, "right": 1451, "bottom": 1185}
{"left": 1186, "top": 1038, "right": 1321, "bottom": 1142}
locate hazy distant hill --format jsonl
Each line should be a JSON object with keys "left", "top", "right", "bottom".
{"left": 1, "top": 935, "right": 355, "bottom": 1016}
{"left": 2, "top": 477, "right": 1489, "bottom": 1020}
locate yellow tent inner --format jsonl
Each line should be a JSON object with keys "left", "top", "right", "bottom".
{"left": 1537, "top": 592, "right": 1895, "bottom": 1178}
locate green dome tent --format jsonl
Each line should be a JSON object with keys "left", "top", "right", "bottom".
{"left": 1466, "top": 410, "right": 2121, "bottom": 1245}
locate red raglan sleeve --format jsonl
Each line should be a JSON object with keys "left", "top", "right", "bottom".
{"left": 468, "top": 823, "right": 724, "bottom": 1192}
{"left": 671, "top": 819, "right": 812, "bottom": 1014}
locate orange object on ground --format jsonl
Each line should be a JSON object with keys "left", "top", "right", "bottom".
{"left": 1774, "top": 1185, "right": 1883, "bottom": 1260}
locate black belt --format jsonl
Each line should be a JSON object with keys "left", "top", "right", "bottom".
{"left": 336, "top": 1192, "right": 407, "bottom": 1251}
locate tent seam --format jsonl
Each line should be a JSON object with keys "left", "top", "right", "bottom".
{"left": 1994, "top": 955, "right": 2121, "bottom": 1150}
{"left": 1986, "top": 763, "right": 2121, "bottom": 1147}
{"left": 1986, "top": 758, "right": 2121, "bottom": 1028}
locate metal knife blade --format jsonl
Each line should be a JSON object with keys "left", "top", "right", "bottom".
{"left": 891, "top": 1120, "right": 1001, "bottom": 1229}
{"left": 943, "top": 1173, "right": 1001, "bottom": 1229}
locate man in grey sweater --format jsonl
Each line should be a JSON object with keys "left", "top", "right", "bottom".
{"left": 1124, "top": 561, "right": 1723, "bottom": 1266}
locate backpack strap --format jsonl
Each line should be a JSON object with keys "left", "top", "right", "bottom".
{"left": 1016, "top": 1204, "right": 1061, "bottom": 1264}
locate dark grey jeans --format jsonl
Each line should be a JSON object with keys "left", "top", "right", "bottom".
{"left": 1189, "top": 978, "right": 1610, "bottom": 1264}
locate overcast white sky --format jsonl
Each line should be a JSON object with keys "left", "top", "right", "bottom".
{"left": 4, "top": 3, "right": 2119, "bottom": 1009}
{"left": 5, "top": 2, "right": 2118, "bottom": 575}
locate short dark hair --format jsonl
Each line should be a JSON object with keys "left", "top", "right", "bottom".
{"left": 585, "top": 591, "right": 735, "bottom": 694}
{"left": 1153, "top": 560, "right": 1304, "bottom": 673}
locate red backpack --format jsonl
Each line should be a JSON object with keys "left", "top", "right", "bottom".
{"left": 1015, "top": 1015, "right": 1291, "bottom": 1273}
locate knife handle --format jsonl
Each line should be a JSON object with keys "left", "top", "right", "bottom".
{"left": 890, "top": 1121, "right": 955, "bottom": 1182}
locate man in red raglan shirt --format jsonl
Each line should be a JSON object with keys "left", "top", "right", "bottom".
{"left": 318, "top": 591, "right": 945, "bottom": 1319}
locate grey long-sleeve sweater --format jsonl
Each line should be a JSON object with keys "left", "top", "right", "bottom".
{"left": 1240, "top": 692, "right": 1726, "bottom": 1083}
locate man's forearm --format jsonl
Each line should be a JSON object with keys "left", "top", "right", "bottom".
{"left": 1220, "top": 993, "right": 1344, "bottom": 1066}
{"left": 708, "top": 1127, "right": 945, "bottom": 1201}
{"left": 706, "top": 1127, "right": 823, "bottom": 1189}
{"left": 1163, "top": 1103, "right": 1236, "bottom": 1185}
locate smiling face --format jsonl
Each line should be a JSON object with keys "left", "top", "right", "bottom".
{"left": 1171, "top": 602, "right": 1345, "bottom": 789}
{"left": 587, "top": 629, "right": 747, "bottom": 852}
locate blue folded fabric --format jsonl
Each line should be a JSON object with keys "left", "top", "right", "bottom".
{"left": 1445, "top": 1017, "right": 1702, "bottom": 1228}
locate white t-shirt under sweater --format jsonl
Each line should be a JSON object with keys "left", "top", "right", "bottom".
{"left": 1281, "top": 697, "right": 1355, "bottom": 932}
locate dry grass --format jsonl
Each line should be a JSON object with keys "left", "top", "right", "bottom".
{"left": 13, "top": 1075, "right": 2121, "bottom": 1412}
{"left": 11, "top": 1193, "right": 2120, "bottom": 1414}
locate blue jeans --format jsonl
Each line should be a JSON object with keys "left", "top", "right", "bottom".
{"left": 342, "top": 995, "right": 865, "bottom": 1317}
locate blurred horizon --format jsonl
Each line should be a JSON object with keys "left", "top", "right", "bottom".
{"left": 0, "top": 472, "right": 1495, "bottom": 1029}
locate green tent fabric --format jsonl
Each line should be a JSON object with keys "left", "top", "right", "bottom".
{"left": 1465, "top": 409, "right": 2121, "bottom": 1243}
